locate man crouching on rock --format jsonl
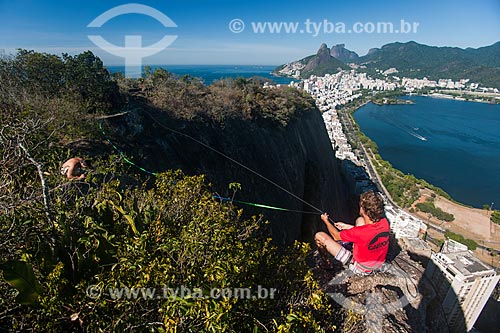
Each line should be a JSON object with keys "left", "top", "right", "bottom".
{"left": 315, "top": 190, "right": 390, "bottom": 275}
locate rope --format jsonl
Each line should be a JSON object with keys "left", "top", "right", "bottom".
{"left": 141, "top": 108, "right": 327, "bottom": 216}
{"left": 98, "top": 119, "right": 324, "bottom": 216}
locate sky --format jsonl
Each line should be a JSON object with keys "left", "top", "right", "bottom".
{"left": 0, "top": 0, "right": 499, "bottom": 66}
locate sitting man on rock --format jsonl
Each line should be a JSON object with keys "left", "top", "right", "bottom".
{"left": 315, "top": 190, "right": 390, "bottom": 275}
{"left": 61, "top": 157, "right": 88, "bottom": 180}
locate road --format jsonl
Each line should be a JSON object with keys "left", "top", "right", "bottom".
{"left": 338, "top": 106, "right": 395, "bottom": 206}
{"left": 337, "top": 103, "right": 500, "bottom": 256}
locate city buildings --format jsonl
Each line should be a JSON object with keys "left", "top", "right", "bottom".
{"left": 385, "top": 204, "right": 427, "bottom": 239}
{"left": 426, "top": 240, "right": 500, "bottom": 332}
{"left": 286, "top": 68, "right": 500, "bottom": 333}
{"left": 303, "top": 70, "right": 429, "bottom": 238}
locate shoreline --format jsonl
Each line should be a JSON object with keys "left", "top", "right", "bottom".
{"left": 349, "top": 98, "right": 500, "bottom": 251}
{"left": 357, "top": 94, "right": 497, "bottom": 209}
{"left": 423, "top": 92, "right": 499, "bottom": 104}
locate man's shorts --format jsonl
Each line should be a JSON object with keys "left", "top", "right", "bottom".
{"left": 334, "top": 245, "right": 353, "bottom": 266}
{"left": 334, "top": 244, "right": 376, "bottom": 276}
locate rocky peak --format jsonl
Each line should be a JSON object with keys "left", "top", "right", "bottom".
{"left": 317, "top": 43, "right": 331, "bottom": 61}
{"left": 330, "top": 44, "right": 359, "bottom": 62}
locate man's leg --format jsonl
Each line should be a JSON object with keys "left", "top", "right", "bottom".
{"left": 315, "top": 231, "right": 343, "bottom": 265}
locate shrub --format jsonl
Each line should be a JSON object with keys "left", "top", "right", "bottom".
{"left": 416, "top": 202, "right": 454, "bottom": 222}
{"left": 444, "top": 231, "right": 478, "bottom": 250}
{"left": 491, "top": 211, "right": 500, "bottom": 225}
{"left": 0, "top": 51, "right": 339, "bottom": 332}
{"left": 138, "top": 69, "right": 316, "bottom": 126}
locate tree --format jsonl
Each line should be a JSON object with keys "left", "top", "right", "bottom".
{"left": 62, "top": 51, "right": 122, "bottom": 113}
{"left": 0, "top": 55, "right": 339, "bottom": 331}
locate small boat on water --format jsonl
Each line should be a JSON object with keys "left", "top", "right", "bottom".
{"left": 409, "top": 131, "right": 427, "bottom": 141}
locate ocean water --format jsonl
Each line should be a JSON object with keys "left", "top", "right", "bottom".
{"left": 354, "top": 96, "right": 500, "bottom": 208}
{"left": 106, "top": 65, "right": 295, "bottom": 85}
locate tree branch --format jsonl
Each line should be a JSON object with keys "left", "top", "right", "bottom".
{"left": 17, "top": 142, "right": 53, "bottom": 228}
{"left": 95, "top": 111, "right": 129, "bottom": 119}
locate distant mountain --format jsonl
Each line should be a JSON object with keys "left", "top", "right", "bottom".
{"left": 274, "top": 41, "right": 500, "bottom": 88}
{"left": 357, "top": 41, "right": 500, "bottom": 87}
{"left": 273, "top": 43, "right": 348, "bottom": 78}
{"left": 330, "top": 44, "right": 359, "bottom": 62}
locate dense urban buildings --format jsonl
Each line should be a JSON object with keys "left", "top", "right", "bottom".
{"left": 291, "top": 70, "right": 500, "bottom": 332}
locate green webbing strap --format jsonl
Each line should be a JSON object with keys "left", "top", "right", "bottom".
{"left": 98, "top": 121, "right": 321, "bottom": 215}
{"left": 214, "top": 196, "right": 322, "bottom": 215}
{"left": 98, "top": 121, "right": 157, "bottom": 176}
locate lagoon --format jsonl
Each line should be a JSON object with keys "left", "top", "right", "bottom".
{"left": 354, "top": 96, "right": 500, "bottom": 208}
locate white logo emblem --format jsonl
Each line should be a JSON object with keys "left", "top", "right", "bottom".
{"left": 328, "top": 263, "right": 417, "bottom": 332}
{"left": 87, "top": 4, "right": 177, "bottom": 78}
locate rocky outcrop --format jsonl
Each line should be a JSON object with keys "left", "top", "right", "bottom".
{"left": 104, "top": 102, "right": 354, "bottom": 244}
{"left": 274, "top": 43, "right": 348, "bottom": 79}
{"left": 301, "top": 43, "right": 347, "bottom": 77}
{"left": 330, "top": 44, "right": 359, "bottom": 62}
{"left": 311, "top": 239, "right": 449, "bottom": 332}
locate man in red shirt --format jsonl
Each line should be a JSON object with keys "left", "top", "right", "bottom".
{"left": 315, "top": 190, "right": 390, "bottom": 275}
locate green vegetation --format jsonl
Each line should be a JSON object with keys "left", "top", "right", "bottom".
{"left": 491, "top": 211, "right": 500, "bottom": 225}
{"left": 370, "top": 89, "right": 414, "bottom": 105}
{"left": 116, "top": 67, "right": 316, "bottom": 126}
{"left": 3, "top": 49, "right": 122, "bottom": 113}
{"left": 0, "top": 50, "right": 339, "bottom": 332}
{"left": 444, "top": 231, "right": 478, "bottom": 251}
{"left": 357, "top": 41, "right": 500, "bottom": 89}
{"left": 416, "top": 199, "right": 455, "bottom": 222}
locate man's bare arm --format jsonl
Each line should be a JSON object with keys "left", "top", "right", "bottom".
{"left": 321, "top": 213, "right": 342, "bottom": 240}
{"left": 334, "top": 222, "right": 354, "bottom": 230}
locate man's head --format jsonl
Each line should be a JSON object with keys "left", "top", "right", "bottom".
{"left": 359, "top": 190, "right": 385, "bottom": 222}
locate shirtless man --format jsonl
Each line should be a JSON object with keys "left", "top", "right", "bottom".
{"left": 61, "top": 157, "right": 88, "bottom": 180}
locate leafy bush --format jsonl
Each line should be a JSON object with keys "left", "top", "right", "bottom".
{"left": 491, "top": 211, "right": 500, "bottom": 225}
{"left": 416, "top": 201, "right": 454, "bottom": 222}
{"left": 0, "top": 51, "right": 339, "bottom": 332}
{"left": 131, "top": 68, "right": 316, "bottom": 126}
{"left": 1, "top": 49, "right": 121, "bottom": 114}
{"left": 0, "top": 156, "right": 339, "bottom": 332}
{"left": 444, "top": 231, "right": 478, "bottom": 250}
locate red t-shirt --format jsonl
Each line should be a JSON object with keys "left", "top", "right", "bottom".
{"left": 340, "top": 218, "right": 390, "bottom": 269}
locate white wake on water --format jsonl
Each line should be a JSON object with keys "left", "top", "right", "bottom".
{"left": 408, "top": 131, "right": 427, "bottom": 141}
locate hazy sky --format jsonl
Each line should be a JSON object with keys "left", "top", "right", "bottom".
{"left": 0, "top": 0, "right": 499, "bottom": 65}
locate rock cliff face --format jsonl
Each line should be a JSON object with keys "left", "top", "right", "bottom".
{"left": 106, "top": 102, "right": 355, "bottom": 244}
{"left": 330, "top": 43, "right": 359, "bottom": 62}
{"left": 101, "top": 99, "right": 445, "bottom": 332}
{"left": 301, "top": 43, "right": 348, "bottom": 77}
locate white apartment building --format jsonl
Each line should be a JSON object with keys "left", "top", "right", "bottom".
{"left": 385, "top": 205, "right": 427, "bottom": 239}
{"left": 426, "top": 240, "right": 500, "bottom": 332}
